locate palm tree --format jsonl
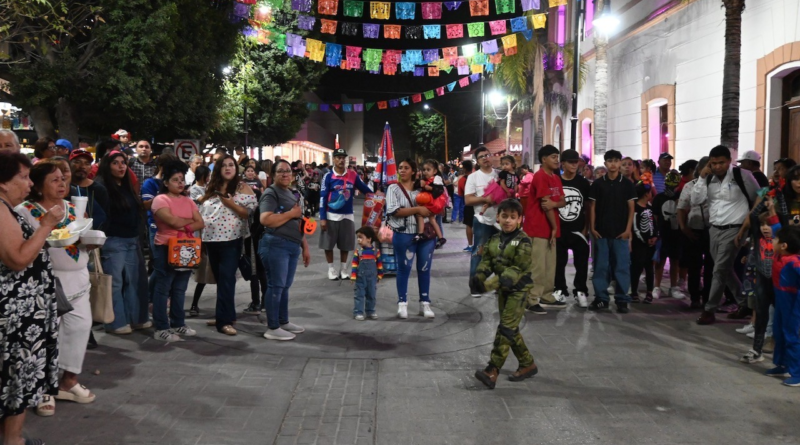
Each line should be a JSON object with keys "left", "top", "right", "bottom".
{"left": 593, "top": 0, "right": 609, "bottom": 156}
{"left": 720, "top": 0, "right": 746, "bottom": 156}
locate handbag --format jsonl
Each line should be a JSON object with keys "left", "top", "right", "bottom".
{"left": 378, "top": 223, "right": 394, "bottom": 243}
{"left": 89, "top": 249, "right": 114, "bottom": 324}
{"left": 238, "top": 251, "right": 253, "bottom": 281}
{"left": 167, "top": 230, "right": 202, "bottom": 269}
{"left": 54, "top": 277, "right": 74, "bottom": 317}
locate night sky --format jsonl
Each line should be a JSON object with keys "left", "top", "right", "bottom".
{"left": 311, "top": 1, "right": 514, "bottom": 158}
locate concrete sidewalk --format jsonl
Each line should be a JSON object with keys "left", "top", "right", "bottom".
{"left": 29, "top": 219, "right": 800, "bottom": 445}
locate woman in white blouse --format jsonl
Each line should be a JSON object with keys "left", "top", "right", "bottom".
{"left": 198, "top": 155, "right": 257, "bottom": 335}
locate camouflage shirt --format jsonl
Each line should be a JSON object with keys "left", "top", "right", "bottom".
{"left": 474, "top": 229, "right": 534, "bottom": 293}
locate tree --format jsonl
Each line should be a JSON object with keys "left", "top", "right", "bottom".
{"left": 593, "top": 0, "right": 609, "bottom": 156}
{"left": 2, "top": 0, "right": 241, "bottom": 144}
{"left": 720, "top": 0, "right": 745, "bottom": 155}
{"left": 408, "top": 112, "right": 445, "bottom": 160}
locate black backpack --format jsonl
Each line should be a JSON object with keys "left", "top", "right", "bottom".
{"left": 706, "top": 167, "right": 752, "bottom": 209}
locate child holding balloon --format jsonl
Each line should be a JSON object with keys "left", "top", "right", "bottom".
{"left": 412, "top": 159, "right": 447, "bottom": 247}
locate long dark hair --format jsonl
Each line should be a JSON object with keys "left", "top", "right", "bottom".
{"left": 400, "top": 158, "right": 418, "bottom": 178}
{"left": 783, "top": 165, "right": 800, "bottom": 203}
{"left": 98, "top": 152, "right": 141, "bottom": 211}
{"left": 201, "top": 154, "right": 242, "bottom": 203}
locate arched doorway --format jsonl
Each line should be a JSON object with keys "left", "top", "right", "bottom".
{"left": 765, "top": 62, "right": 800, "bottom": 166}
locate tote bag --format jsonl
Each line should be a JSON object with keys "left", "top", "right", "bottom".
{"left": 89, "top": 249, "right": 114, "bottom": 324}
{"left": 167, "top": 231, "right": 202, "bottom": 269}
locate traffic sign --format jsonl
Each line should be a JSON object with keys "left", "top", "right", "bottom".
{"left": 174, "top": 140, "right": 200, "bottom": 162}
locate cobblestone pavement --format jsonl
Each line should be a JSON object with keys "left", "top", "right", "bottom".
{"left": 29, "top": 216, "right": 800, "bottom": 445}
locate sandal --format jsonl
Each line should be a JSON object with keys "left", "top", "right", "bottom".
{"left": 219, "top": 325, "right": 237, "bottom": 336}
{"left": 35, "top": 395, "right": 55, "bottom": 417}
{"left": 55, "top": 383, "right": 96, "bottom": 404}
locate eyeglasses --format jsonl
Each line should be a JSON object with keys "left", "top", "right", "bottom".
{"left": 477, "top": 154, "right": 490, "bottom": 160}
{"left": 275, "top": 169, "right": 292, "bottom": 174}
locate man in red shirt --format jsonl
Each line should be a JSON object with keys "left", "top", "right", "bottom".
{"left": 523, "top": 145, "right": 566, "bottom": 314}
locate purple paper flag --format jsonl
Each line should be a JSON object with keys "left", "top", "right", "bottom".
{"left": 242, "top": 26, "right": 258, "bottom": 38}
{"left": 291, "top": 0, "right": 313, "bottom": 13}
{"left": 233, "top": 2, "right": 251, "bottom": 18}
{"left": 363, "top": 23, "right": 380, "bottom": 39}
{"left": 482, "top": 40, "right": 498, "bottom": 54}
{"left": 521, "top": 0, "right": 540, "bottom": 12}
{"left": 470, "top": 73, "right": 481, "bottom": 82}
{"left": 389, "top": 99, "right": 399, "bottom": 108}
{"left": 354, "top": 103, "right": 364, "bottom": 112}
{"left": 444, "top": 1, "right": 462, "bottom": 10}
{"left": 457, "top": 65, "right": 469, "bottom": 75}
{"left": 423, "top": 49, "right": 439, "bottom": 62}
{"left": 298, "top": 15, "right": 316, "bottom": 31}
{"left": 320, "top": 104, "right": 330, "bottom": 112}
{"left": 415, "top": 67, "right": 425, "bottom": 76}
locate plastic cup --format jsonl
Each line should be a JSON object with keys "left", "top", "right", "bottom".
{"left": 72, "top": 196, "right": 88, "bottom": 220}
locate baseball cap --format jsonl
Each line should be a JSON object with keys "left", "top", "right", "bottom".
{"left": 333, "top": 148, "right": 348, "bottom": 157}
{"left": 69, "top": 149, "right": 94, "bottom": 162}
{"left": 737, "top": 150, "right": 761, "bottom": 163}
{"left": 560, "top": 149, "right": 581, "bottom": 162}
{"left": 55, "top": 139, "right": 73, "bottom": 151}
{"left": 658, "top": 153, "right": 673, "bottom": 160}
{"left": 114, "top": 129, "right": 129, "bottom": 137}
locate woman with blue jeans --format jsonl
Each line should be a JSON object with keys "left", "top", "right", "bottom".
{"left": 199, "top": 154, "right": 257, "bottom": 336}
{"left": 95, "top": 151, "right": 145, "bottom": 334}
{"left": 259, "top": 160, "right": 311, "bottom": 341}
{"left": 385, "top": 159, "right": 436, "bottom": 319}
{"left": 150, "top": 161, "right": 205, "bottom": 342}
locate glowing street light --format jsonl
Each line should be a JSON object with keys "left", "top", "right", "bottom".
{"left": 488, "top": 90, "right": 506, "bottom": 106}
{"left": 593, "top": 1, "right": 620, "bottom": 34}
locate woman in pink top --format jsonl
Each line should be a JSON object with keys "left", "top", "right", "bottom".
{"left": 150, "top": 161, "right": 205, "bottom": 342}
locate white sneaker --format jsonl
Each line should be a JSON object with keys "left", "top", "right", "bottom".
{"left": 354, "top": 314, "right": 365, "bottom": 321}
{"left": 327, "top": 268, "right": 338, "bottom": 280}
{"left": 607, "top": 281, "right": 616, "bottom": 294}
{"left": 397, "top": 302, "right": 408, "bottom": 319}
{"left": 740, "top": 349, "right": 764, "bottom": 364}
{"left": 575, "top": 292, "right": 588, "bottom": 308}
{"left": 747, "top": 331, "right": 755, "bottom": 339}
{"left": 367, "top": 313, "right": 379, "bottom": 320}
{"left": 651, "top": 288, "right": 661, "bottom": 300}
{"left": 173, "top": 326, "right": 196, "bottom": 337}
{"left": 263, "top": 328, "right": 296, "bottom": 341}
{"left": 154, "top": 329, "right": 181, "bottom": 342}
{"left": 669, "top": 287, "right": 686, "bottom": 300}
{"left": 736, "top": 324, "right": 755, "bottom": 335}
{"left": 280, "top": 322, "right": 305, "bottom": 334}
{"left": 340, "top": 269, "right": 349, "bottom": 280}
{"left": 420, "top": 302, "right": 435, "bottom": 319}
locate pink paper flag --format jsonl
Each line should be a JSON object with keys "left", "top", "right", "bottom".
{"left": 489, "top": 20, "right": 506, "bottom": 36}
{"left": 459, "top": 77, "right": 470, "bottom": 87}
{"left": 436, "top": 86, "right": 445, "bottom": 96}
{"left": 421, "top": 2, "right": 443, "bottom": 19}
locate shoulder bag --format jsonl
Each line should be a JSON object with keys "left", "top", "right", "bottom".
{"left": 89, "top": 249, "right": 114, "bottom": 324}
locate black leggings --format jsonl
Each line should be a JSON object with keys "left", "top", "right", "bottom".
{"left": 630, "top": 240, "right": 655, "bottom": 294}
{"left": 244, "top": 236, "right": 267, "bottom": 307}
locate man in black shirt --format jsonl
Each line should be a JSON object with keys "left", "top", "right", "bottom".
{"left": 554, "top": 150, "right": 592, "bottom": 308}
{"left": 69, "top": 149, "right": 110, "bottom": 230}
{"left": 589, "top": 150, "right": 636, "bottom": 314}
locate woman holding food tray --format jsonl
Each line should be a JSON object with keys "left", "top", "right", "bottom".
{"left": 16, "top": 160, "right": 100, "bottom": 418}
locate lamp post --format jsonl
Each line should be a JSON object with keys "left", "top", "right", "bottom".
{"left": 569, "top": 0, "right": 586, "bottom": 153}
{"left": 479, "top": 73, "right": 485, "bottom": 145}
{"left": 424, "top": 104, "right": 449, "bottom": 163}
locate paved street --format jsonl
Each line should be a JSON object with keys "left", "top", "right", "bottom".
{"left": 30, "top": 217, "right": 800, "bottom": 445}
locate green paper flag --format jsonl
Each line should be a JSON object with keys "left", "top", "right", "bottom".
{"left": 494, "top": 0, "right": 515, "bottom": 14}
{"left": 344, "top": 0, "right": 364, "bottom": 17}
{"left": 366, "top": 102, "right": 375, "bottom": 110}
{"left": 467, "top": 23, "right": 484, "bottom": 38}
{"left": 424, "top": 90, "right": 434, "bottom": 100}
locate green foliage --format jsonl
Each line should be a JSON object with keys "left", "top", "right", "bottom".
{"left": 407, "top": 112, "right": 444, "bottom": 159}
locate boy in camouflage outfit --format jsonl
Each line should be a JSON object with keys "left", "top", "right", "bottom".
{"left": 471, "top": 199, "right": 539, "bottom": 389}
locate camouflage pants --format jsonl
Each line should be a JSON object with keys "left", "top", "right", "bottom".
{"left": 489, "top": 290, "right": 534, "bottom": 370}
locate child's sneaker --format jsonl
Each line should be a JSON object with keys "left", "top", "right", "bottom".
{"left": 412, "top": 233, "right": 429, "bottom": 243}
{"left": 354, "top": 314, "right": 365, "bottom": 321}
{"left": 765, "top": 366, "right": 790, "bottom": 377}
{"left": 367, "top": 313, "right": 378, "bottom": 320}
{"left": 739, "top": 349, "right": 763, "bottom": 364}
{"left": 782, "top": 377, "right": 800, "bottom": 387}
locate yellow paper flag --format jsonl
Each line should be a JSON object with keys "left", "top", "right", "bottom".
{"left": 501, "top": 34, "right": 517, "bottom": 49}
{"left": 532, "top": 14, "right": 547, "bottom": 30}
{"left": 370, "top": 2, "right": 391, "bottom": 19}
{"left": 470, "top": 64, "right": 484, "bottom": 74}
{"left": 306, "top": 39, "right": 326, "bottom": 62}
{"left": 551, "top": 0, "right": 568, "bottom": 6}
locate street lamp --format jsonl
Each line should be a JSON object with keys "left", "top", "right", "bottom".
{"left": 223, "top": 65, "right": 253, "bottom": 160}
{"left": 423, "top": 104, "right": 449, "bottom": 164}
{"left": 592, "top": 0, "right": 620, "bottom": 34}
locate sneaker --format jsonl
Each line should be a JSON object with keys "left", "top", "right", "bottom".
{"left": 629, "top": 293, "right": 641, "bottom": 303}
{"left": 643, "top": 293, "right": 653, "bottom": 304}
{"left": 354, "top": 314, "right": 366, "bottom": 321}
{"left": 688, "top": 300, "right": 704, "bottom": 310}
{"left": 765, "top": 366, "right": 790, "bottom": 377}
{"left": 173, "top": 326, "right": 196, "bottom": 337}
{"left": 420, "top": 302, "right": 435, "bottom": 319}
{"left": 669, "top": 287, "right": 686, "bottom": 300}
{"left": 243, "top": 302, "right": 260, "bottom": 315}
{"left": 367, "top": 313, "right": 379, "bottom": 320}
{"left": 189, "top": 306, "right": 200, "bottom": 317}
{"left": 280, "top": 322, "right": 305, "bottom": 334}
{"left": 575, "top": 292, "right": 588, "bottom": 308}
{"left": 463, "top": 245, "right": 473, "bottom": 252}
{"left": 588, "top": 299, "right": 610, "bottom": 311}
{"left": 340, "top": 269, "right": 349, "bottom": 280}
{"left": 132, "top": 321, "right": 152, "bottom": 330}
{"left": 470, "top": 286, "right": 482, "bottom": 298}
{"left": 616, "top": 303, "right": 629, "bottom": 314}
{"left": 258, "top": 310, "right": 267, "bottom": 324}
{"left": 739, "top": 349, "right": 764, "bottom": 364}
{"left": 736, "top": 324, "right": 755, "bottom": 335}
{"left": 397, "top": 302, "right": 408, "bottom": 319}
{"left": 263, "top": 328, "right": 296, "bottom": 341}
{"left": 106, "top": 325, "right": 132, "bottom": 335}
{"left": 727, "top": 306, "right": 753, "bottom": 320}
{"left": 540, "top": 291, "right": 568, "bottom": 308}
{"left": 154, "top": 329, "right": 181, "bottom": 342}
{"left": 763, "top": 337, "right": 775, "bottom": 353}
{"left": 651, "top": 288, "right": 661, "bottom": 300}
{"left": 526, "top": 304, "right": 547, "bottom": 315}
{"left": 782, "top": 377, "right": 800, "bottom": 387}
{"left": 327, "top": 268, "right": 338, "bottom": 280}
{"left": 746, "top": 331, "right": 755, "bottom": 339}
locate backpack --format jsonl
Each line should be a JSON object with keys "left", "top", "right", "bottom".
{"left": 706, "top": 167, "right": 752, "bottom": 209}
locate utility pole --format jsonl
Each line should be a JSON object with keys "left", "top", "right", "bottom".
{"left": 569, "top": 0, "right": 584, "bottom": 152}
{"left": 479, "top": 74, "right": 485, "bottom": 145}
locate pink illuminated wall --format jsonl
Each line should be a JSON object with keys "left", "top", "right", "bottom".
{"left": 585, "top": 0, "right": 595, "bottom": 34}
{"left": 581, "top": 119, "right": 593, "bottom": 158}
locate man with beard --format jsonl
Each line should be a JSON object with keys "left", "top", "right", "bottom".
{"left": 69, "top": 149, "right": 110, "bottom": 230}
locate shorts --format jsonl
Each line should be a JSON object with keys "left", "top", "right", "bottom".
{"left": 656, "top": 229, "right": 682, "bottom": 262}
{"left": 319, "top": 218, "right": 356, "bottom": 251}
{"left": 464, "top": 206, "right": 475, "bottom": 228}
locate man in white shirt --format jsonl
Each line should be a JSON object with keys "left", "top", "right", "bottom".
{"left": 465, "top": 146, "right": 498, "bottom": 297}
{"left": 691, "top": 146, "right": 759, "bottom": 325}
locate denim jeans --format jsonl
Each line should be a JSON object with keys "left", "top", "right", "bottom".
{"left": 469, "top": 218, "right": 498, "bottom": 278}
{"left": 452, "top": 195, "right": 464, "bottom": 223}
{"left": 259, "top": 234, "right": 301, "bottom": 330}
{"left": 151, "top": 244, "right": 192, "bottom": 331}
{"left": 392, "top": 232, "right": 435, "bottom": 303}
{"left": 101, "top": 236, "right": 141, "bottom": 330}
{"left": 354, "top": 260, "right": 378, "bottom": 316}
{"left": 436, "top": 214, "right": 445, "bottom": 238}
{"left": 592, "top": 238, "right": 631, "bottom": 304}
{"left": 206, "top": 238, "right": 243, "bottom": 329}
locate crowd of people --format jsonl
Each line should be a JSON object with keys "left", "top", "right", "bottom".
{"left": 3, "top": 125, "right": 800, "bottom": 442}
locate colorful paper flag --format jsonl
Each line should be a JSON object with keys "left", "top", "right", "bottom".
{"left": 414, "top": 66, "right": 425, "bottom": 76}
{"left": 551, "top": 0, "right": 567, "bottom": 7}
{"left": 363, "top": 23, "right": 380, "bottom": 38}
{"left": 377, "top": 101, "right": 388, "bottom": 109}
{"left": 297, "top": 15, "right": 316, "bottom": 31}
{"left": 423, "top": 25, "right": 441, "bottom": 39}
{"left": 446, "top": 81, "right": 457, "bottom": 91}
{"left": 462, "top": 43, "right": 478, "bottom": 57}
{"left": 442, "top": 46, "right": 458, "bottom": 60}
{"left": 424, "top": 90, "right": 434, "bottom": 100}
{"left": 469, "top": 0, "right": 489, "bottom": 16}
{"left": 436, "top": 86, "right": 445, "bottom": 96}
{"left": 370, "top": 2, "right": 391, "bottom": 19}
{"left": 459, "top": 77, "right": 470, "bottom": 87}
{"left": 412, "top": 94, "right": 422, "bottom": 103}
{"left": 321, "top": 19, "right": 337, "bottom": 34}
{"left": 318, "top": 0, "right": 338, "bottom": 15}
{"left": 343, "top": 104, "right": 353, "bottom": 112}
{"left": 446, "top": 24, "right": 464, "bottom": 39}
{"left": 532, "top": 13, "right": 547, "bottom": 29}
{"left": 510, "top": 17, "right": 528, "bottom": 32}
{"left": 501, "top": 34, "right": 517, "bottom": 49}
{"left": 444, "top": 1, "right": 462, "bottom": 10}
{"left": 396, "top": 2, "right": 415, "bottom": 19}
{"left": 406, "top": 26, "right": 423, "bottom": 39}
{"left": 354, "top": 103, "right": 364, "bottom": 112}
{"left": 457, "top": 65, "right": 470, "bottom": 75}
{"left": 400, "top": 97, "right": 410, "bottom": 106}
{"left": 504, "top": 45, "right": 518, "bottom": 56}
{"left": 467, "top": 22, "right": 484, "bottom": 37}
{"left": 306, "top": 39, "right": 325, "bottom": 62}
{"left": 325, "top": 43, "right": 342, "bottom": 67}
{"left": 389, "top": 99, "right": 399, "bottom": 108}
{"left": 428, "top": 67, "right": 440, "bottom": 76}
{"left": 366, "top": 103, "right": 375, "bottom": 110}
{"left": 343, "top": 0, "right": 364, "bottom": 17}
{"left": 481, "top": 39, "right": 498, "bottom": 54}
{"left": 422, "top": 2, "right": 443, "bottom": 19}
{"left": 522, "top": 29, "right": 533, "bottom": 40}
{"left": 489, "top": 20, "right": 506, "bottom": 36}
{"left": 320, "top": 104, "right": 330, "bottom": 111}
{"left": 494, "top": 0, "right": 515, "bottom": 14}
{"left": 384, "top": 24, "right": 401, "bottom": 39}
{"left": 291, "top": 0, "right": 312, "bottom": 13}
{"left": 521, "top": 0, "right": 540, "bottom": 11}
{"left": 423, "top": 49, "right": 439, "bottom": 62}
{"left": 341, "top": 22, "right": 359, "bottom": 36}
{"left": 470, "top": 73, "right": 481, "bottom": 82}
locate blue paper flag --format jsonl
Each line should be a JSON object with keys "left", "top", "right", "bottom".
{"left": 522, "top": 29, "right": 534, "bottom": 41}
{"left": 447, "top": 81, "right": 457, "bottom": 92}
{"left": 510, "top": 17, "right": 528, "bottom": 33}
{"left": 343, "top": 104, "right": 353, "bottom": 112}
{"left": 389, "top": 99, "right": 399, "bottom": 108}
{"left": 325, "top": 43, "right": 342, "bottom": 67}
{"left": 423, "top": 25, "right": 441, "bottom": 39}
{"left": 400, "top": 97, "right": 410, "bottom": 106}
{"left": 414, "top": 66, "right": 425, "bottom": 76}
{"left": 396, "top": 2, "right": 415, "bottom": 20}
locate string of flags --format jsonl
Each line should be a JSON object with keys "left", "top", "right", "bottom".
{"left": 294, "top": 11, "right": 547, "bottom": 39}
{"left": 306, "top": 73, "right": 483, "bottom": 112}
{"left": 292, "top": 0, "right": 540, "bottom": 18}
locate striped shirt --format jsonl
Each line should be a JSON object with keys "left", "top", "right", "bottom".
{"left": 350, "top": 247, "right": 383, "bottom": 280}
{"left": 385, "top": 183, "right": 426, "bottom": 234}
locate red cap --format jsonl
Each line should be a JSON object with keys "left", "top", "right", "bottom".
{"left": 69, "top": 149, "right": 94, "bottom": 162}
